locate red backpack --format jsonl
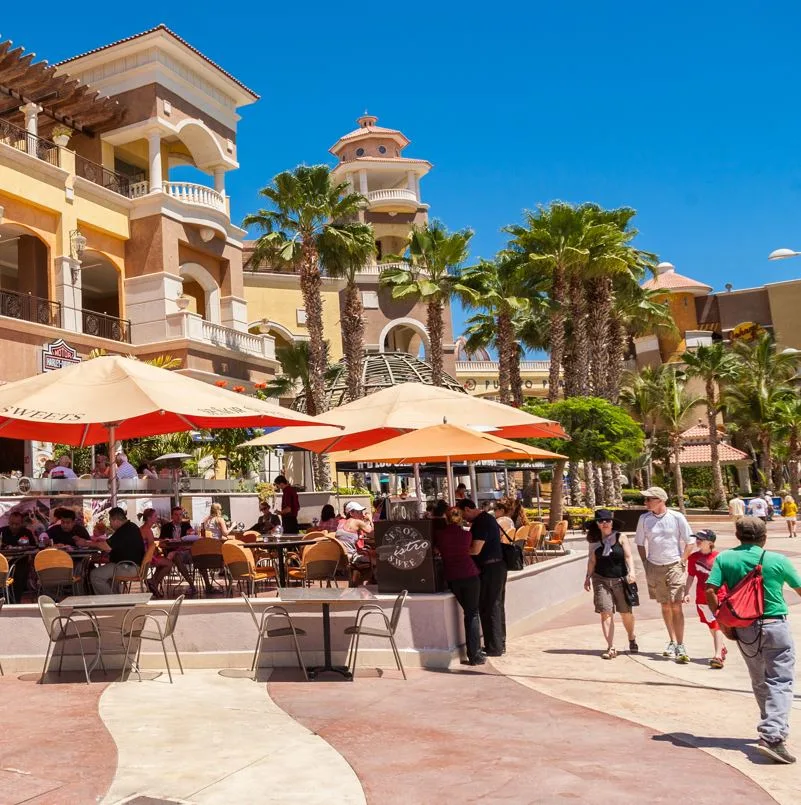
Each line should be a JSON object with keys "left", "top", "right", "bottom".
{"left": 716, "top": 550, "right": 766, "bottom": 629}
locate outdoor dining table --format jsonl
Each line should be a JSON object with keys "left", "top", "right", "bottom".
{"left": 57, "top": 592, "right": 153, "bottom": 673}
{"left": 239, "top": 535, "right": 320, "bottom": 588}
{"left": 278, "top": 587, "right": 376, "bottom": 680}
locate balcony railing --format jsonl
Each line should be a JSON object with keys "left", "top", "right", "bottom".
{"left": 164, "top": 181, "right": 226, "bottom": 212}
{"left": 0, "top": 119, "right": 59, "bottom": 166}
{"left": 0, "top": 288, "right": 61, "bottom": 327}
{"left": 200, "top": 319, "right": 274, "bottom": 358}
{"left": 78, "top": 309, "right": 131, "bottom": 343}
{"left": 367, "top": 188, "right": 419, "bottom": 205}
{"left": 358, "top": 261, "right": 409, "bottom": 275}
{"left": 455, "top": 360, "right": 551, "bottom": 372}
{"left": 75, "top": 155, "right": 144, "bottom": 198}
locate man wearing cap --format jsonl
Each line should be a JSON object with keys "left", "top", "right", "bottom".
{"left": 336, "top": 501, "right": 375, "bottom": 585}
{"left": 635, "top": 486, "right": 695, "bottom": 662}
{"left": 706, "top": 516, "right": 801, "bottom": 764}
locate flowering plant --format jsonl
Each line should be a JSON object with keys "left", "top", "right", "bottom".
{"left": 214, "top": 380, "right": 227, "bottom": 388}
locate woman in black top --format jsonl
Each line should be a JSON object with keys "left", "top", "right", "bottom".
{"left": 584, "top": 509, "right": 637, "bottom": 659}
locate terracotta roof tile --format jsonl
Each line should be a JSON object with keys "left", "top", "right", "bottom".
{"left": 677, "top": 443, "right": 749, "bottom": 466}
{"left": 55, "top": 24, "right": 259, "bottom": 100}
{"left": 643, "top": 269, "right": 712, "bottom": 293}
{"left": 681, "top": 422, "right": 725, "bottom": 441}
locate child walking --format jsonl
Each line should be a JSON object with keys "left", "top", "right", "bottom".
{"left": 684, "top": 529, "right": 727, "bottom": 668}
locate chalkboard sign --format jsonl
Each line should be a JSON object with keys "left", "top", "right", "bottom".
{"left": 375, "top": 519, "right": 440, "bottom": 594}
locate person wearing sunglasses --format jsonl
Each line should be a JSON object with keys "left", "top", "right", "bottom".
{"left": 634, "top": 486, "right": 695, "bottom": 663}
{"left": 584, "top": 509, "right": 637, "bottom": 659}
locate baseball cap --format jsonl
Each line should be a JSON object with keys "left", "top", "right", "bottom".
{"left": 693, "top": 528, "right": 717, "bottom": 544}
{"left": 641, "top": 486, "right": 668, "bottom": 502}
{"left": 344, "top": 501, "right": 366, "bottom": 515}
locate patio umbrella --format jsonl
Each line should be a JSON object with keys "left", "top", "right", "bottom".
{"left": 341, "top": 423, "right": 567, "bottom": 505}
{"left": 0, "top": 355, "right": 330, "bottom": 504}
{"left": 241, "top": 381, "right": 567, "bottom": 453}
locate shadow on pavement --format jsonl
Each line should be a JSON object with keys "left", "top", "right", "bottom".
{"left": 653, "top": 732, "right": 770, "bottom": 763}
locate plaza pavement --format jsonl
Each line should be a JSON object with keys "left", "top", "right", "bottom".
{"left": 1, "top": 517, "right": 799, "bottom": 804}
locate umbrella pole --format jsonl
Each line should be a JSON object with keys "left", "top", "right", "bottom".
{"left": 108, "top": 423, "right": 118, "bottom": 507}
{"left": 535, "top": 470, "right": 542, "bottom": 518}
{"left": 468, "top": 461, "right": 478, "bottom": 503}
{"left": 413, "top": 462, "right": 425, "bottom": 517}
{"left": 447, "top": 456, "right": 455, "bottom": 506}
{"left": 503, "top": 465, "right": 510, "bottom": 496}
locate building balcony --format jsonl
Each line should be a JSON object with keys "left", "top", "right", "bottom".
{"left": 366, "top": 188, "right": 420, "bottom": 209}
{"left": 454, "top": 360, "right": 551, "bottom": 373}
{"left": 166, "top": 311, "right": 276, "bottom": 360}
{"left": 0, "top": 119, "right": 59, "bottom": 167}
{"left": 357, "top": 261, "right": 409, "bottom": 276}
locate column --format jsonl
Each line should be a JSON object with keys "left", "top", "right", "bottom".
{"left": 345, "top": 172, "right": 354, "bottom": 192}
{"left": 147, "top": 131, "right": 163, "bottom": 193}
{"left": 407, "top": 170, "right": 417, "bottom": 196}
{"left": 359, "top": 169, "right": 368, "bottom": 195}
{"left": 53, "top": 256, "right": 83, "bottom": 332}
{"left": 736, "top": 465, "right": 752, "bottom": 494}
{"left": 20, "top": 103, "right": 42, "bottom": 157}
{"left": 213, "top": 167, "right": 225, "bottom": 196}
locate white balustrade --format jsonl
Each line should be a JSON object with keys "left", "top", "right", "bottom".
{"left": 357, "top": 261, "right": 410, "bottom": 275}
{"left": 367, "top": 188, "right": 419, "bottom": 204}
{"left": 163, "top": 181, "right": 227, "bottom": 212}
{"left": 200, "top": 319, "right": 275, "bottom": 359}
{"left": 129, "top": 180, "right": 150, "bottom": 199}
{"left": 455, "top": 360, "right": 551, "bottom": 372}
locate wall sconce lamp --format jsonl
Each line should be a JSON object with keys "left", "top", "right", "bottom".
{"left": 69, "top": 229, "right": 87, "bottom": 283}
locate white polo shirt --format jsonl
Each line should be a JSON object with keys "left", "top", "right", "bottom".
{"left": 634, "top": 509, "right": 694, "bottom": 566}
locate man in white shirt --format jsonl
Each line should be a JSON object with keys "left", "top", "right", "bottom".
{"left": 747, "top": 495, "right": 768, "bottom": 522}
{"left": 49, "top": 455, "right": 77, "bottom": 480}
{"left": 635, "top": 486, "right": 696, "bottom": 663}
{"left": 114, "top": 453, "right": 138, "bottom": 480}
{"left": 728, "top": 493, "right": 745, "bottom": 522}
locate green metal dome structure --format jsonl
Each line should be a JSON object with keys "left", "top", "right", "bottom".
{"left": 292, "top": 351, "right": 465, "bottom": 411}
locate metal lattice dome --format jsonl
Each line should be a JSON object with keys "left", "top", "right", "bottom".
{"left": 292, "top": 351, "right": 465, "bottom": 411}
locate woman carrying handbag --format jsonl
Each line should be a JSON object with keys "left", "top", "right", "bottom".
{"left": 584, "top": 509, "right": 639, "bottom": 659}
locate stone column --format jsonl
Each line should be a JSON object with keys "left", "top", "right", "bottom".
{"left": 407, "top": 170, "right": 417, "bottom": 195}
{"left": 53, "top": 256, "right": 82, "bottom": 332}
{"left": 213, "top": 167, "right": 225, "bottom": 195}
{"left": 20, "top": 103, "right": 42, "bottom": 156}
{"left": 147, "top": 131, "right": 163, "bottom": 193}
{"left": 359, "top": 169, "right": 368, "bottom": 195}
{"left": 736, "top": 464, "right": 752, "bottom": 494}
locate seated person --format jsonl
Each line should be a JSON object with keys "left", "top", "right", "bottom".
{"left": 203, "top": 503, "right": 231, "bottom": 539}
{"left": 335, "top": 501, "right": 375, "bottom": 586}
{"left": 165, "top": 506, "right": 192, "bottom": 540}
{"left": 249, "top": 501, "right": 281, "bottom": 535}
{"left": 90, "top": 507, "right": 146, "bottom": 595}
{"left": 493, "top": 502, "right": 516, "bottom": 543}
{"left": 318, "top": 503, "right": 342, "bottom": 532}
{"left": 92, "top": 455, "right": 111, "bottom": 479}
{"left": 1, "top": 511, "right": 35, "bottom": 601}
{"left": 47, "top": 508, "right": 92, "bottom": 548}
{"left": 49, "top": 455, "right": 78, "bottom": 480}
{"left": 41, "top": 459, "right": 56, "bottom": 478}
{"left": 138, "top": 462, "right": 158, "bottom": 479}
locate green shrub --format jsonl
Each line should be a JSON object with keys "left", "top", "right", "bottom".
{"left": 688, "top": 495, "right": 708, "bottom": 509}
{"left": 622, "top": 489, "right": 644, "bottom": 504}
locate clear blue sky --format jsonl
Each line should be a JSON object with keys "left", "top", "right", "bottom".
{"left": 5, "top": 1, "right": 801, "bottom": 341}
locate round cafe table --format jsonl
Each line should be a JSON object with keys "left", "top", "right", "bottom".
{"left": 238, "top": 535, "right": 320, "bottom": 587}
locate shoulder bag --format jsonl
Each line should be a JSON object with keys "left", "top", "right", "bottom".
{"left": 500, "top": 526, "right": 524, "bottom": 571}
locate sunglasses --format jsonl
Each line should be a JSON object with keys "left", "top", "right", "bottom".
{"left": 597, "top": 518, "right": 613, "bottom": 523}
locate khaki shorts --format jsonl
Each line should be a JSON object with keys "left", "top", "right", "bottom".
{"left": 645, "top": 560, "right": 686, "bottom": 604}
{"left": 592, "top": 575, "right": 631, "bottom": 614}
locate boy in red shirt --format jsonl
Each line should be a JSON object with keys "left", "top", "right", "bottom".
{"left": 684, "top": 529, "right": 727, "bottom": 668}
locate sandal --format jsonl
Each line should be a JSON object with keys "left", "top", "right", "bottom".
{"left": 709, "top": 656, "right": 724, "bottom": 669}
{"left": 601, "top": 647, "right": 618, "bottom": 660}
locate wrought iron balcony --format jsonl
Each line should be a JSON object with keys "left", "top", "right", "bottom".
{"left": 75, "top": 155, "right": 144, "bottom": 198}
{"left": 0, "top": 119, "right": 59, "bottom": 166}
{"left": 78, "top": 309, "right": 131, "bottom": 343}
{"left": 0, "top": 288, "right": 61, "bottom": 327}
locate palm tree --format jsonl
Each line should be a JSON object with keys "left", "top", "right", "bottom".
{"left": 725, "top": 333, "right": 800, "bottom": 482}
{"left": 244, "top": 165, "right": 367, "bottom": 419}
{"left": 319, "top": 224, "right": 376, "bottom": 402}
{"left": 652, "top": 367, "right": 701, "bottom": 514}
{"left": 264, "top": 341, "right": 338, "bottom": 417}
{"left": 87, "top": 348, "right": 183, "bottom": 370}
{"left": 682, "top": 342, "right": 740, "bottom": 509}
{"left": 381, "top": 220, "right": 473, "bottom": 386}
{"left": 774, "top": 397, "right": 801, "bottom": 502}
{"left": 506, "top": 203, "right": 592, "bottom": 402}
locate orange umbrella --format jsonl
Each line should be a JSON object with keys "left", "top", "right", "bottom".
{"left": 241, "top": 381, "right": 567, "bottom": 452}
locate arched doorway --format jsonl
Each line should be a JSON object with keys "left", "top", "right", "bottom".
{"left": 379, "top": 317, "right": 429, "bottom": 359}
{"left": 81, "top": 251, "right": 121, "bottom": 318}
{"left": 0, "top": 223, "right": 50, "bottom": 321}
{"left": 179, "top": 262, "right": 220, "bottom": 323}
{"left": 248, "top": 320, "right": 297, "bottom": 352}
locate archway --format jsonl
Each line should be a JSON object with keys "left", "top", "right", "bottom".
{"left": 179, "top": 262, "right": 221, "bottom": 323}
{"left": 175, "top": 119, "right": 228, "bottom": 171}
{"left": 379, "top": 317, "right": 429, "bottom": 359}
{"left": 80, "top": 250, "right": 121, "bottom": 318}
{"left": 0, "top": 223, "right": 52, "bottom": 325}
{"left": 247, "top": 320, "right": 299, "bottom": 352}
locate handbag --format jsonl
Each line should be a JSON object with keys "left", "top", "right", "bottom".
{"left": 622, "top": 579, "right": 640, "bottom": 607}
{"left": 501, "top": 540, "right": 525, "bottom": 571}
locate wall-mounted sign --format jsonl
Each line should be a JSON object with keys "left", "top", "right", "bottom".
{"left": 40, "top": 339, "right": 80, "bottom": 373}
{"left": 730, "top": 321, "right": 766, "bottom": 343}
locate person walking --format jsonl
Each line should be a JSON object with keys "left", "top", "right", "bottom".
{"left": 684, "top": 529, "right": 727, "bottom": 668}
{"left": 635, "top": 486, "right": 696, "bottom": 663}
{"left": 728, "top": 493, "right": 745, "bottom": 523}
{"left": 456, "top": 499, "right": 507, "bottom": 657}
{"left": 584, "top": 509, "right": 638, "bottom": 659}
{"left": 781, "top": 495, "right": 797, "bottom": 538}
{"left": 706, "top": 516, "right": 801, "bottom": 764}
{"left": 748, "top": 494, "right": 769, "bottom": 522}
{"left": 431, "top": 500, "right": 484, "bottom": 666}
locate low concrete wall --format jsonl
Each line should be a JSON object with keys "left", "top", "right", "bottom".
{"left": 0, "top": 552, "right": 584, "bottom": 674}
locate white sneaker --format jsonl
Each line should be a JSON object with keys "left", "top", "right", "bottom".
{"left": 663, "top": 641, "right": 677, "bottom": 658}
{"left": 675, "top": 644, "right": 690, "bottom": 664}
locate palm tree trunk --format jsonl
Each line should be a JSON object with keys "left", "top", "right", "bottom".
{"left": 673, "top": 441, "right": 686, "bottom": 514}
{"left": 427, "top": 299, "right": 444, "bottom": 386}
{"left": 300, "top": 238, "right": 327, "bottom": 418}
{"left": 601, "top": 462, "right": 615, "bottom": 504}
{"left": 547, "top": 266, "right": 566, "bottom": 402}
{"left": 706, "top": 379, "right": 726, "bottom": 510}
{"left": 760, "top": 432, "right": 772, "bottom": 487}
{"left": 593, "top": 462, "right": 604, "bottom": 505}
{"left": 588, "top": 277, "right": 612, "bottom": 396}
{"left": 342, "top": 280, "right": 365, "bottom": 402}
{"left": 790, "top": 429, "right": 800, "bottom": 504}
{"left": 521, "top": 470, "right": 533, "bottom": 507}
{"left": 585, "top": 461, "right": 596, "bottom": 508}
{"left": 568, "top": 273, "right": 590, "bottom": 395}
{"left": 605, "top": 316, "right": 626, "bottom": 402}
{"left": 496, "top": 310, "right": 512, "bottom": 405}
{"left": 510, "top": 343, "right": 524, "bottom": 408}
{"left": 568, "top": 462, "right": 583, "bottom": 506}
{"left": 613, "top": 465, "right": 624, "bottom": 504}
{"left": 549, "top": 459, "right": 567, "bottom": 528}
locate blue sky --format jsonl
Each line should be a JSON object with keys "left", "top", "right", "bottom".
{"left": 5, "top": 2, "right": 801, "bottom": 340}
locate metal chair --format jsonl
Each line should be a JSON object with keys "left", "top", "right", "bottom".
{"left": 524, "top": 522, "right": 545, "bottom": 564}
{"left": 286, "top": 539, "right": 341, "bottom": 587}
{"left": 191, "top": 538, "right": 226, "bottom": 595}
{"left": 37, "top": 595, "right": 105, "bottom": 684}
{"left": 344, "top": 590, "right": 408, "bottom": 679}
{"left": 541, "top": 520, "right": 568, "bottom": 554}
{"left": 0, "top": 600, "right": 4, "bottom": 675}
{"left": 34, "top": 549, "right": 82, "bottom": 600}
{"left": 0, "top": 554, "right": 16, "bottom": 603}
{"left": 120, "top": 595, "right": 185, "bottom": 683}
{"left": 242, "top": 595, "right": 308, "bottom": 680}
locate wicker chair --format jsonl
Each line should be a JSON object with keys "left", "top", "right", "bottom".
{"left": 34, "top": 549, "right": 82, "bottom": 600}
{"left": 286, "top": 539, "right": 341, "bottom": 587}
{"left": 222, "top": 542, "right": 277, "bottom": 596}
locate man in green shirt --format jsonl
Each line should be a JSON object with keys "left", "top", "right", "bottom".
{"left": 706, "top": 516, "right": 801, "bottom": 764}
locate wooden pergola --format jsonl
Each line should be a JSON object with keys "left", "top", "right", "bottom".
{"left": 0, "top": 37, "right": 123, "bottom": 137}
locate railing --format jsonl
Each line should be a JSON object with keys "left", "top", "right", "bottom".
{"left": 455, "top": 360, "right": 551, "bottom": 372}
{"left": 200, "top": 319, "right": 274, "bottom": 359}
{"left": 358, "top": 261, "right": 409, "bottom": 275}
{"left": 367, "top": 188, "right": 418, "bottom": 204}
{"left": 129, "top": 180, "right": 150, "bottom": 199}
{"left": 78, "top": 309, "right": 131, "bottom": 343}
{"left": 0, "top": 288, "right": 61, "bottom": 327}
{"left": 75, "top": 155, "right": 144, "bottom": 198}
{"left": 164, "top": 181, "right": 226, "bottom": 212}
{"left": 0, "top": 119, "right": 59, "bottom": 166}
